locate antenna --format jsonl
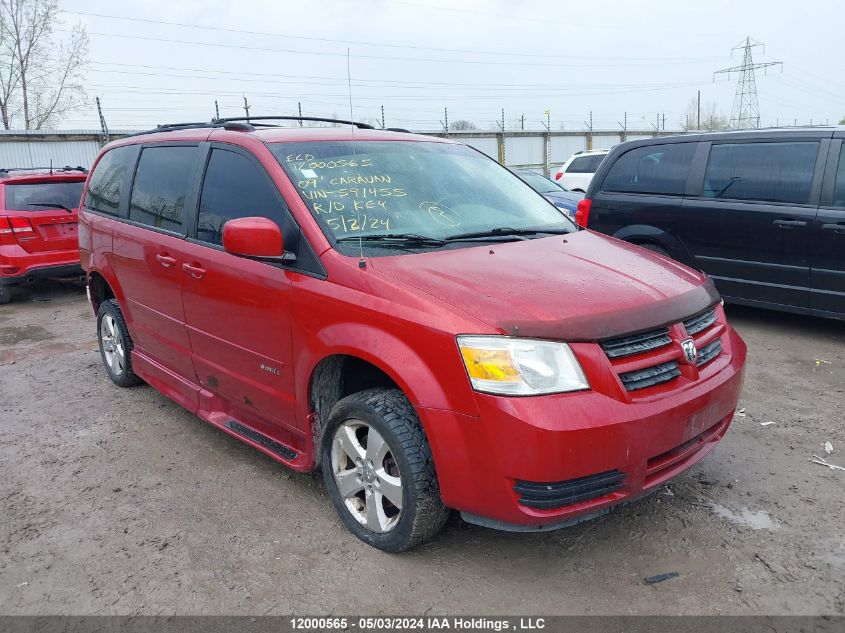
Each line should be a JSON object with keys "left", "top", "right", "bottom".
{"left": 347, "top": 48, "right": 365, "bottom": 270}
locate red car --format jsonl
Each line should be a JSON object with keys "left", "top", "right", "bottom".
{"left": 79, "top": 117, "right": 747, "bottom": 552}
{"left": 0, "top": 167, "right": 87, "bottom": 304}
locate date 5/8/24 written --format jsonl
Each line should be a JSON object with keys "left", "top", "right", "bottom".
{"left": 289, "top": 617, "right": 547, "bottom": 630}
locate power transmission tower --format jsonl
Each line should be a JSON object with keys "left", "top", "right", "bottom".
{"left": 714, "top": 37, "right": 782, "bottom": 129}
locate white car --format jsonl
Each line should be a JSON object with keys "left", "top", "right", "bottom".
{"left": 553, "top": 149, "right": 610, "bottom": 192}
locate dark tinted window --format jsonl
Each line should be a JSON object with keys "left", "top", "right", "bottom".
{"left": 601, "top": 143, "right": 695, "bottom": 195}
{"left": 85, "top": 146, "right": 136, "bottom": 216}
{"left": 703, "top": 142, "right": 818, "bottom": 204}
{"left": 197, "top": 149, "right": 288, "bottom": 245}
{"left": 567, "top": 154, "right": 603, "bottom": 173}
{"left": 5, "top": 181, "right": 84, "bottom": 211}
{"left": 833, "top": 144, "right": 845, "bottom": 208}
{"left": 129, "top": 146, "right": 197, "bottom": 232}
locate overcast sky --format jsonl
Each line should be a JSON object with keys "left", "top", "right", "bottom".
{"left": 56, "top": 0, "right": 841, "bottom": 132}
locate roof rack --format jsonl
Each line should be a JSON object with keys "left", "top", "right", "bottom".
{"left": 127, "top": 121, "right": 255, "bottom": 137}
{"left": 0, "top": 165, "right": 88, "bottom": 174}
{"left": 212, "top": 116, "right": 375, "bottom": 129}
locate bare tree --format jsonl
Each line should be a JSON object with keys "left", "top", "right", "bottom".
{"left": 450, "top": 119, "right": 477, "bottom": 131}
{"left": 0, "top": 0, "right": 88, "bottom": 130}
{"left": 680, "top": 98, "right": 729, "bottom": 132}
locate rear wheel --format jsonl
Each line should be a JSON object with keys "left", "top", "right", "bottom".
{"left": 0, "top": 285, "right": 11, "bottom": 305}
{"left": 322, "top": 388, "right": 449, "bottom": 552}
{"left": 97, "top": 299, "right": 141, "bottom": 387}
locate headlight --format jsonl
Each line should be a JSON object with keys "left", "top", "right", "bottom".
{"left": 457, "top": 336, "right": 589, "bottom": 395}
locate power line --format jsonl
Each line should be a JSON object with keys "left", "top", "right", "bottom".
{"left": 64, "top": 9, "right": 723, "bottom": 63}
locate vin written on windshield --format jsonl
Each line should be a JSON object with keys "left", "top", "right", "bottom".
{"left": 271, "top": 141, "right": 574, "bottom": 252}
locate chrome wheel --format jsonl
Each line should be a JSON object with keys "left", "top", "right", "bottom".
{"left": 99, "top": 313, "right": 125, "bottom": 376}
{"left": 330, "top": 419, "right": 403, "bottom": 533}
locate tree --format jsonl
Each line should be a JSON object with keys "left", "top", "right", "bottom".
{"left": 0, "top": 0, "right": 88, "bottom": 130}
{"left": 450, "top": 119, "right": 477, "bottom": 131}
{"left": 839, "top": 116, "right": 845, "bottom": 125}
{"left": 680, "top": 98, "right": 730, "bottom": 132}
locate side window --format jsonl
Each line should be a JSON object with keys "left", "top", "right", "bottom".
{"left": 129, "top": 146, "right": 197, "bottom": 233}
{"left": 197, "top": 149, "right": 290, "bottom": 246}
{"left": 84, "top": 146, "right": 136, "bottom": 216}
{"left": 833, "top": 145, "right": 845, "bottom": 208}
{"left": 567, "top": 155, "right": 598, "bottom": 173}
{"left": 703, "top": 142, "right": 818, "bottom": 204}
{"left": 601, "top": 143, "right": 695, "bottom": 195}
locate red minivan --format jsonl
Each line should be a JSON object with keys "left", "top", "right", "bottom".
{"left": 79, "top": 118, "right": 747, "bottom": 551}
{"left": 0, "top": 168, "right": 87, "bottom": 303}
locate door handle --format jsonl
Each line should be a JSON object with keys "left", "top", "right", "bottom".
{"left": 821, "top": 223, "right": 845, "bottom": 234}
{"left": 772, "top": 219, "right": 807, "bottom": 228}
{"left": 155, "top": 253, "right": 177, "bottom": 268}
{"left": 182, "top": 262, "right": 206, "bottom": 279}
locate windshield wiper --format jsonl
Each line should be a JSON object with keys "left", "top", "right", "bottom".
{"left": 336, "top": 233, "right": 445, "bottom": 247}
{"left": 443, "top": 226, "right": 572, "bottom": 241}
{"left": 27, "top": 202, "right": 74, "bottom": 213}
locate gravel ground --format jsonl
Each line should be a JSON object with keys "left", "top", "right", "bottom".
{"left": 1, "top": 280, "right": 843, "bottom": 615}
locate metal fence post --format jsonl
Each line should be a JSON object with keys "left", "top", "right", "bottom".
{"left": 543, "top": 131, "right": 551, "bottom": 177}
{"left": 497, "top": 133, "right": 505, "bottom": 165}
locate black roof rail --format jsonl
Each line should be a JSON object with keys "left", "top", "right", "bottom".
{"left": 212, "top": 115, "right": 375, "bottom": 129}
{"left": 126, "top": 121, "right": 255, "bottom": 137}
{"left": 385, "top": 127, "right": 410, "bottom": 133}
{"left": 0, "top": 165, "right": 88, "bottom": 174}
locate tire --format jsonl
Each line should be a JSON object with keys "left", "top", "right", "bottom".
{"left": 638, "top": 242, "right": 670, "bottom": 258}
{"left": 97, "top": 299, "right": 142, "bottom": 387}
{"left": 0, "top": 285, "right": 11, "bottom": 305}
{"left": 321, "top": 388, "right": 449, "bottom": 552}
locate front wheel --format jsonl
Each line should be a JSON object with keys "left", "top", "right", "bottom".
{"left": 322, "top": 388, "right": 449, "bottom": 552}
{"left": 97, "top": 299, "right": 142, "bottom": 387}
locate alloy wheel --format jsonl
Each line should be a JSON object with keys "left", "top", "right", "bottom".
{"left": 100, "top": 313, "right": 125, "bottom": 377}
{"left": 330, "top": 419, "right": 403, "bottom": 533}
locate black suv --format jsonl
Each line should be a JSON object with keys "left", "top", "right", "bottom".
{"left": 578, "top": 128, "right": 845, "bottom": 320}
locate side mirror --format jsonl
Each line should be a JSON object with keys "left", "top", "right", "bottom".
{"left": 222, "top": 217, "right": 290, "bottom": 261}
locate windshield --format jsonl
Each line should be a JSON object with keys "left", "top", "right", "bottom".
{"left": 272, "top": 141, "right": 575, "bottom": 253}
{"left": 4, "top": 181, "right": 85, "bottom": 211}
{"left": 517, "top": 170, "right": 563, "bottom": 194}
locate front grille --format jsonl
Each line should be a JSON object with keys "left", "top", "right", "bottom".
{"left": 600, "top": 327, "right": 671, "bottom": 359}
{"left": 683, "top": 308, "right": 717, "bottom": 335}
{"left": 515, "top": 470, "right": 625, "bottom": 509}
{"left": 696, "top": 339, "right": 722, "bottom": 367}
{"left": 619, "top": 361, "right": 681, "bottom": 391}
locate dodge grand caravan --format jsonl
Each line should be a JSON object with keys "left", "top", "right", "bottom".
{"left": 79, "top": 117, "right": 747, "bottom": 551}
{"left": 577, "top": 127, "right": 845, "bottom": 320}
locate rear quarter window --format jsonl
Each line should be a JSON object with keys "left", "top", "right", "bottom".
{"left": 600, "top": 143, "right": 696, "bottom": 196}
{"left": 567, "top": 155, "right": 601, "bottom": 173}
{"left": 85, "top": 145, "right": 137, "bottom": 216}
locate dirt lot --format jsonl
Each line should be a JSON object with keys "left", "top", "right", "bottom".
{"left": 1, "top": 280, "right": 843, "bottom": 615}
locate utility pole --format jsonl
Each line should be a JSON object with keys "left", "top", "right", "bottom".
{"left": 697, "top": 90, "right": 701, "bottom": 130}
{"left": 298, "top": 102, "right": 303, "bottom": 126}
{"left": 214, "top": 100, "right": 220, "bottom": 120}
{"left": 440, "top": 107, "right": 448, "bottom": 134}
{"left": 243, "top": 95, "right": 251, "bottom": 123}
{"left": 381, "top": 105, "right": 385, "bottom": 129}
{"left": 714, "top": 37, "right": 783, "bottom": 129}
{"left": 95, "top": 97, "right": 109, "bottom": 146}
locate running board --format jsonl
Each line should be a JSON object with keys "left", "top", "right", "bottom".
{"left": 226, "top": 420, "right": 298, "bottom": 460}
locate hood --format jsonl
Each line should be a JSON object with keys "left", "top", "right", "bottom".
{"left": 369, "top": 230, "right": 719, "bottom": 341}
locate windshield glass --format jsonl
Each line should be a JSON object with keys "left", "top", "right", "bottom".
{"left": 4, "top": 181, "right": 85, "bottom": 211}
{"left": 517, "top": 170, "right": 563, "bottom": 193}
{"left": 272, "top": 141, "right": 575, "bottom": 252}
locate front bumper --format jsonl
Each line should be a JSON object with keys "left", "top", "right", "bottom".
{"left": 419, "top": 325, "right": 747, "bottom": 529}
